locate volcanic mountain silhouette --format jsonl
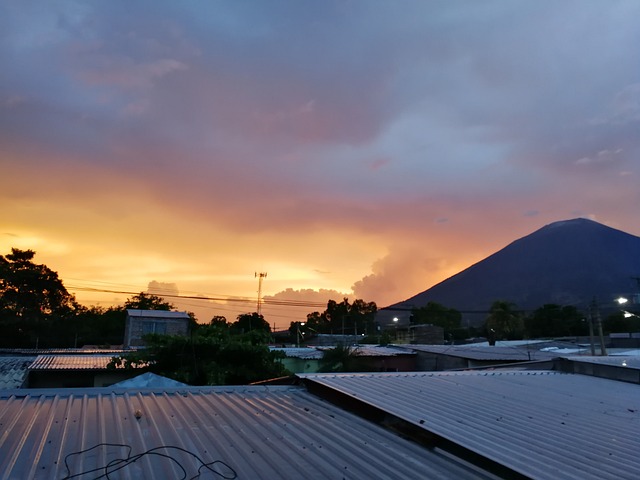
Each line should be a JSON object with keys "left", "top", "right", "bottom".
{"left": 380, "top": 218, "right": 640, "bottom": 326}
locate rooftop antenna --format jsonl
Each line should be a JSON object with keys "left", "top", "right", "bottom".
{"left": 255, "top": 272, "right": 267, "bottom": 315}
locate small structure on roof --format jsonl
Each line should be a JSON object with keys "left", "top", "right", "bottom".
{"left": 110, "top": 372, "right": 188, "bottom": 388}
{"left": 124, "top": 309, "right": 191, "bottom": 347}
{"left": 269, "top": 347, "right": 324, "bottom": 373}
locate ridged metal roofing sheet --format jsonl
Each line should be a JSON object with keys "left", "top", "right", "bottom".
{"left": 299, "top": 371, "right": 640, "bottom": 480}
{"left": 566, "top": 355, "right": 640, "bottom": 369}
{"left": 126, "top": 309, "right": 190, "bottom": 318}
{"left": 28, "top": 355, "right": 128, "bottom": 370}
{"left": 269, "top": 347, "right": 324, "bottom": 359}
{"left": 0, "top": 386, "right": 496, "bottom": 480}
{"left": 401, "top": 344, "right": 558, "bottom": 361}
{"left": 348, "top": 345, "right": 416, "bottom": 357}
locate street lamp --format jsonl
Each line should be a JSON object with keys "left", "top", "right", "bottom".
{"left": 393, "top": 317, "right": 399, "bottom": 342}
{"left": 296, "top": 322, "right": 305, "bottom": 348}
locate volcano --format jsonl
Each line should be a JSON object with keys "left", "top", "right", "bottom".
{"left": 379, "top": 218, "right": 640, "bottom": 326}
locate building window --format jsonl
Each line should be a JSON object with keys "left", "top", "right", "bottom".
{"left": 142, "top": 321, "right": 167, "bottom": 335}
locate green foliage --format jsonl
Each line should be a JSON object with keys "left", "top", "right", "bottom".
{"left": 59, "top": 305, "right": 126, "bottom": 347}
{"left": 284, "top": 299, "right": 377, "bottom": 343}
{"left": 603, "top": 311, "right": 640, "bottom": 334}
{"left": 484, "top": 300, "right": 524, "bottom": 340}
{"left": 324, "top": 298, "right": 377, "bottom": 335}
{"left": 230, "top": 312, "right": 271, "bottom": 337}
{"left": 411, "top": 302, "right": 462, "bottom": 334}
{"left": 319, "top": 344, "right": 369, "bottom": 373}
{"left": 524, "top": 304, "right": 586, "bottom": 338}
{"left": 124, "top": 292, "right": 175, "bottom": 311}
{"left": 0, "top": 248, "right": 80, "bottom": 347}
{"left": 304, "top": 311, "right": 329, "bottom": 333}
{"left": 110, "top": 331, "right": 288, "bottom": 385}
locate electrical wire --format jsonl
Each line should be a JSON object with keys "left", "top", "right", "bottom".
{"left": 61, "top": 443, "right": 237, "bottom": 480}
{"left": 66, "top": 285, "right": 328, "bottom": 309}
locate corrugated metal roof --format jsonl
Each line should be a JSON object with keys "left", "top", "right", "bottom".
{"left": 565, "top": 355, "right": 640, "bottom": 369}
{"left": 126, "top": 309, "right": 190, "bottom": 319}
{"left": 401, "top": 344, "right": 558, "bottom": 361}
{"left": 610, "top": 349, "right": 640, "bottom": 356}
{"left": 0, "top": 386, "right": 497, "bottom": 480}
{"left": 299, "top": 371, "right": 640, "bottom": 480}
{"left": 463, "top": 340, "right": 549, "bottom": 347}
{"left": 28, "top": 355, "right": 140, "bottom": 371}
{"left": 0, "top": 348, "right": 132, "bottom": 355}
{"left": 350, "top": 345, "right": 416, "bottom": 357}
{"left": 271, "top": 345, "right": 415, "bottom": 360}
{"left": 313, "top": 345, "right": 416, "bottom": 357}
{"left": 269, "top": 347, "right": 324, "bottom": 360}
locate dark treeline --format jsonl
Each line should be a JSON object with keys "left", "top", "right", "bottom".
{"left": 2, "top": 248, "right": 638, "bottom": 350}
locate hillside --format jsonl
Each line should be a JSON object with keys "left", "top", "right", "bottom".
{"left": 379, "top": 218, "right": 640, "bottom": 326}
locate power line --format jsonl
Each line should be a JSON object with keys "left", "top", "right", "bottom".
{"left": 65, "top": 285, "right": 329, "bottom": 309}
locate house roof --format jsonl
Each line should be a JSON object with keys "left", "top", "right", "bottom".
{"left": 0, "top": 386, "right": 496, "bottom": 480}
{"left": 0, "top": 356, "right": 35, "bottom": 389}
{"left": 271, "top": 345, "right": 415, "bottom": 360}
{"left": 298, "top": 371, "right": 640, "bottom": 480}
{"left": 126, "top": 309, "right": 190, "bottom": 319}
{"left": 0, "top": 348, "right": 131, "bottom": 355}
{"left": 399, "top": 344, "right": 558, "bottom": 361}
{"left": 269, "top": 347, "right": 324, "bottom": 360}
{"left": 348, "top": 345, "right": 416, "bottom": 357}
{"left": 28, "top": 355, "right": 142, "bottom": 371}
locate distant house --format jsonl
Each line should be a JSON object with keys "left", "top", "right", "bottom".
{"left": 124, "top": 309, "right": 191, "bottom": 347}
{"left": 401, "top": 344, "right": 558, "bottom": 371}
{"left": 270, "top": 347, "right": 324, "bottom": 373}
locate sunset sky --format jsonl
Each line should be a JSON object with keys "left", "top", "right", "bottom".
{"left": 2, "top": 1, "right": 639, "bottom": 329}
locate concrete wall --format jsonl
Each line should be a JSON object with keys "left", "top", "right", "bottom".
{"left": 124, "top": 316, "right": 190, "bottom": 347}
{"left": 28, "top": 370, "right": 140, "bottom": 388}
{"left": 554, "top": 358, "right": 640, "bottom": 384}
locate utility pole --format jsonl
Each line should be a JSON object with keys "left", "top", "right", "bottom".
{"left": 632, "top": 277, "right": 640, "bottom": 304}
{"left": 587, "top": 311, "right": 595, "bottom": 356}
{"left": 255, "top": 272, "right": 267, "bottom": 315}
{"left": 590, "top": 298, "right": 607, "bottom": 356}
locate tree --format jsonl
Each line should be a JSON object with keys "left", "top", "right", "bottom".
{"left": 411, "top": 302, "right": 462, "bottom": 334}
{"left": 603, "top": 311, "right": 640, "bottom": 334}
{"left": 228, "top": 312, "right": 272, "bottom": 345}
{"left": 524, "top": 304, "right": 586, "bottom": 338}
{"left": 319, "top": 344, "right": 369, "bottom": 372}
{"left": 110, "top": 330, "right": 288, "bottom": 385}
{"left": 324, "top": 298, "right": 377, "bottom": 336}
{"left": 484, "top": 301, "right": 524, "bottom": 341}
{"left": 124, "top": 292, "right": 174, "bottom": 311}
{"left": 304, "top": 311, "right": 331, "bottom": 334}
{"left": 0, "top": 248, "right": 79, "bottom": 347}
{"left": 60, "top": 305, "right": 127, "bottom": 347}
